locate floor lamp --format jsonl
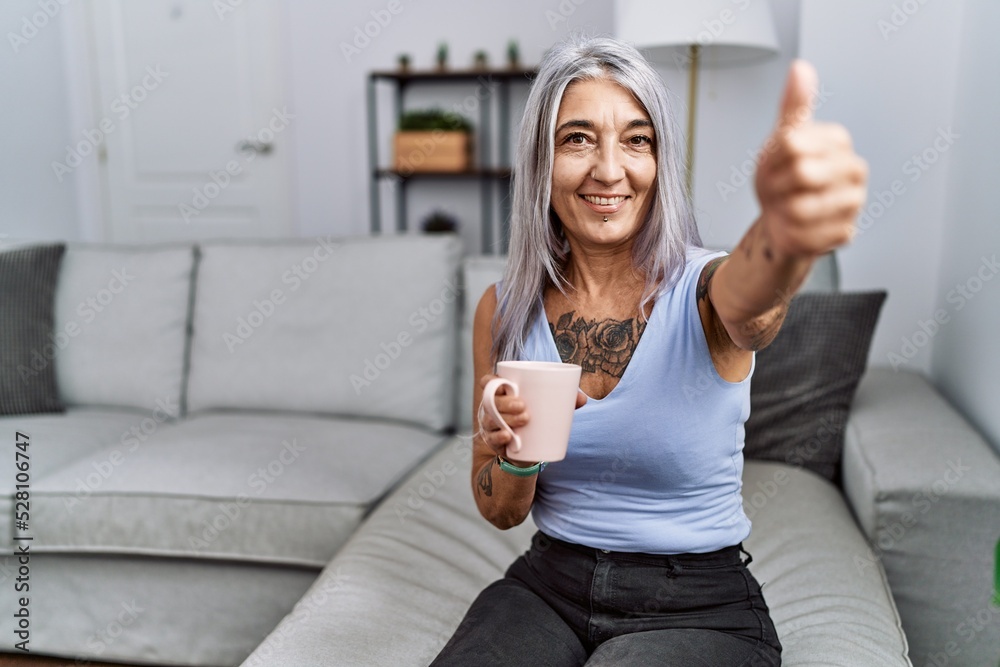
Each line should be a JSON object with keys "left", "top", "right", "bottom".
{"left": 615, "top": 0, "right": 780, "bottom": 196}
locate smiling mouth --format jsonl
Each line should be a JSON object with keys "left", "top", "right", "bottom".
{"left": 581, "top": 195, "right": 627, "bottom": 206}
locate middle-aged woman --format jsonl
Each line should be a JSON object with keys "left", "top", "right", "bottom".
{"left": 432, "top": 36, "right": 867, "bottom": 666}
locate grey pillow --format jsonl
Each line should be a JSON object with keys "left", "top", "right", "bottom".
{"left": 0, "top": 243, "right": 67, "bottom": 415}
{"left": 745, "top": 291, "right": 887, "bottom": 482}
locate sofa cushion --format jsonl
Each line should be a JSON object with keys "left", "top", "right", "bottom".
{"left": 740, "top": 461, "right": 909, "bottom": 665}
{"left": 30, "top": 412, "right": 446, "bottom": 566}
{"left": 457, "top": 256, "right": 509, "bottom": 432}
{"left": 843, "top": 368, "right": 1000, "bottom": 667}
{"left": 53, "top": 244, "right": 196, "bottom": 412}
{"left": 186, "top": 235, "right": 461, "bottom": 431}
{"left": 744, "top": 291, "right": 887, "bottom": 482}
{"left": 0, "top": 408, "right": 164, "bottom": 554}
{"left": 0, "top": 243, "right": 66, "bottom": 415}
{"left": 242, "top": 440, "right": 909, "bottom": 667}
{"left": 0, "top": 553, "right": 320, "bottom": 666}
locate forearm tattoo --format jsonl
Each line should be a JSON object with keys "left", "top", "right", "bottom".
{"left": 740, "top": 309, "right": 788, "bottom": 351}
{"left": 736, "top": 221, "right": 775, "bottom": 262}
{"left": 698, "top": 255, "right": 787, "bottom": 351}
{"left": 476, "top": 458, "right": 494, "bottom": 497}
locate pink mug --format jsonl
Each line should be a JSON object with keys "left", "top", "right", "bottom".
{"left": 481, "top": 361, "right": 583, "bottom": 463}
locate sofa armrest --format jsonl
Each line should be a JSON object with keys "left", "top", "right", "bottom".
{"left": 842, "top": 367, "right": 1000, "bottom": 667}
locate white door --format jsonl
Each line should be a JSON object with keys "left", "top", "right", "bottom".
{"left": 89, "top": 0, "right": 292, "bottom": 242}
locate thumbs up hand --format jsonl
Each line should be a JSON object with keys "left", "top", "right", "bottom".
{"left": 755, "top": 60, "right": 868, "bottom": 259}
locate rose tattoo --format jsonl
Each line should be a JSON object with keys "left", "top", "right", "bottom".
{"left": 549, "top": 311, "right": 646, "bottom": 378}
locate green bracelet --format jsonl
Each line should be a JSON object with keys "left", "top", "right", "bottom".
{"left": 496, "top": 455, "right": 546, "bottom": 477}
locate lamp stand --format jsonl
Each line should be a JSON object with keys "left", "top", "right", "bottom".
{"left": 685, "top": 44, "right": 700, "bottom": 198}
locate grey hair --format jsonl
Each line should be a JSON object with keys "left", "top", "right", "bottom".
{"left": 491, "top": 35, "right": 704, "bottom": 365}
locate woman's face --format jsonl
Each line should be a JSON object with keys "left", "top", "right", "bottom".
{"left": 550, "top": 77, "right": 657, "bottom": 252}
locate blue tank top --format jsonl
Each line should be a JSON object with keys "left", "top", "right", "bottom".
{"left": 519, "top": 249, "right": 753, "bottom": 554}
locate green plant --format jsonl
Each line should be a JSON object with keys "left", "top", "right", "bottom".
{"left": 399, "top": 108, "right": 471, "bottom": 133}
{"left": 398, "top": 53, "right": 410, "bottom": 71}
{"left": 507, "top": 39, "right": 520, "bottom": 67}
{"left": 436, "top": 42, "right": 448, "bottom": 68}
{"left": 473, "top": 50, "right": 488, "bottom": 68}
{"left": 994, "top": 536, "right": 999, "bottom": 606}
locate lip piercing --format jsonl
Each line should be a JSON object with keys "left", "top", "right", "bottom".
{"left": 603, "top": 216, "right": 609, "bottom": 222}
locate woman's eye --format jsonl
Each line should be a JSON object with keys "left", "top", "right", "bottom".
{"left": 564, "top": 132, "right": 589, "bottom": 145}
{"left": 628, "top": 135, "right": 653, "bottom": 147}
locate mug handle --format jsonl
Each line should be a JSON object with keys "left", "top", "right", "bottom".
{"left": 481, "top": 377, "right": 523, "bottom": 455}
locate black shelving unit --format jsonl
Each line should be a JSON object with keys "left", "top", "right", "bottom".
{"left": 366, "top": 68, "right": 537, "bottom": 254}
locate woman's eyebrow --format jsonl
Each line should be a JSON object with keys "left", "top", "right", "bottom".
{"left": 555, "top": 119, "right": 593, "bottom": 134}
{"left": 554, "top": 119, "right": 653, "bottom": 134}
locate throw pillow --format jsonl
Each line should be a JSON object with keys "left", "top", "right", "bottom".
{"left": 745, "top": 290, "right": 887, "bottom": 483}
{"left": 0, "top": 243, "right": 67, "bottom": 415}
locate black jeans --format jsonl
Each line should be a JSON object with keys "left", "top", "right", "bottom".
{"left": 431, "top": 531, "right": 782, "bottom": 666}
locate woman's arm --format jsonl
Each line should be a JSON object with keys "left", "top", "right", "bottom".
{"left": 469, "top": 285, "right": 539, "bottom": 530}
{"left": 706, "top": 60, "right": 868, "bottom": 353}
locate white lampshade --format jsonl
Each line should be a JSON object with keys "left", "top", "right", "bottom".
{"left": 615, "top": 0, "right": 780, "bottom": 66}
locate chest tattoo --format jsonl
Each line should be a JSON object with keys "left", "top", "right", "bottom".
{"left": 548, "top": 310, "right": 647, "bottom": 378}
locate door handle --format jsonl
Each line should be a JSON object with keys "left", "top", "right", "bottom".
{"left": 237, "top": 140, "right": 273, "bottom": 155}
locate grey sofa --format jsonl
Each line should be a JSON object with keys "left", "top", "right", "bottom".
{"left": 0, "top": 235, "right": 461, "bottom": 664}
{"left": 243, "top": 252, "right": 1000, "bottom": 667}
{"left": 1, "top": 235, "right": 997, "bottom": 666}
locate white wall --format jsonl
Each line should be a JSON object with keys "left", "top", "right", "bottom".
{"left": 0, "top": 0, "right": 813, "bottom": 252}
{"left": 3, "top": 0, "right": 617, "bottom": 247}
{"left": 0, "top": 0, "right": 79, "bottom": 241}
{"left": 679, "top": 0, "right": 802, "bottom": 249}
{"left": 286, "top": 0, "right": 615, "bottom": 253}
{"left": 287, "top": 0, "right": 800, "bottom": 253}
{"left": 931, "top": 0, "right": 1000, "bottom": 454}
{"left": 799, "top": 0, "right": 965, "bottom": 374}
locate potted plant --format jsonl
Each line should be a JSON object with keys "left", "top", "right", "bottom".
{"left": 436, "top": 42, "right": 448, "bottom": 71}
{"left": 394, "top": 109, "right": 473, "bottom": 174}
{"left": 507, "top": 39, "right": 520, "bottom": 69}
{"left": 421, "top": 210, "right": 459, "bottom": 234}
{"left": 473, "top": 50, "right": 488, "bottom": 70}
{"left": 398, "top": 53, "right": 411, "bottom": 73}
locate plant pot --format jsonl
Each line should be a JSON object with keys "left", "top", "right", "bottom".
{"left": 394, "top": 131, "right": 472, "bottom": 173}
